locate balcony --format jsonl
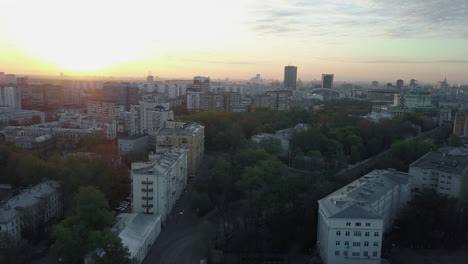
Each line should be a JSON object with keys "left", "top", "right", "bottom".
{"left": 142, "top": 196, "right": 153, "bottom": 200}
{"left": 142, "top": 188, "right": 153, "bottom": 192}
{"left": 142, "top": 204, "right": 153, "bottom": 208}
{"left": 142, "top": 181, "right": 153, "bottom": 185}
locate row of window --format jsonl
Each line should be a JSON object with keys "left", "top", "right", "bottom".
{"left": 336, "top": 231, "right": 379, "bottom": 237}
{"left": 335, "top": 251, "right": 378, "bottom": 257}
{"left": 336, "top": 241, "right": 379, "bottom": 247}
{"left": 345, "top": 222, "right": 371, "bottom": 227}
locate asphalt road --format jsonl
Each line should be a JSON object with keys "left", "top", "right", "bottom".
{"left": 142, "top": 154, "right": 216, "bottom": 264}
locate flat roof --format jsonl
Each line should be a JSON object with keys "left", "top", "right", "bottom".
{"left": 319, "top": 170, "right": 409, "bottom": 219}
{"left": 410, "top": 147, "right": 468, "bottom": 174}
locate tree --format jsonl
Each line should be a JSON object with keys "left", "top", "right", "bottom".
{"left": 448, "top": 135, "right": 462, "bottom": 147}
{"left": 73, "top": 186, "right": 115, "bottom": 230}
{"left": 53, "top": 187, "right": 118, "bottom": 264}
{"left": 89, "top": 229, "right": 134, "bottom": 264}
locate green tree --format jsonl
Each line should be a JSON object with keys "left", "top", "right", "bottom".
{"left": 89, "top": 229, "right": 134, "bottom": 264}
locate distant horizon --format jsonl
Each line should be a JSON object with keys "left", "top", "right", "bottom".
{"left": 1, "top": 71, "right": 465, "bottom": 86}
{"left": 1, "top": 0, "right": 467, "bottom": 84}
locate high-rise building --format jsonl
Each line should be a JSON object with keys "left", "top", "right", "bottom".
{"left": 193, "top": 76, "right": 210, "bottom": 92}
{"left": 5, "top": 74, "right": 16, "bottom": 85}
{"left": 0, "top": 72, "right": 5, "bottom": 83}
{"left": 322, "top": 74, "right": 334, "bottom": 89}
{"left": 0, "top": 86, "right": 22, "bottom": 109}
{"left": 284, "top": 66, "right": 297, "bottom": 89}
{"left": 409, "top": 79, "right": 418, "bottom": 89}
{"left": 436, "top": 77, "right": 449, "bottom": 90}
{"left": 317, "top": 169, "right": 410, "bottom": 264}
{"left": 371, "top": 81, "right": 379, "bottom": 88}
{"left": 147, "top": 75, "right": 154, "bottom": 83}
{"left": 102, "top": 82, "right": 139, "bottom": 109}
{"left": 127, "top": 101, "right": 174, "bottom": 136}
{"left": 396, "top": 79, "right": 404, "bottom": 90}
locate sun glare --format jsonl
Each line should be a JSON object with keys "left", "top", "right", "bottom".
{"left": 2, "top": 0, "right": 246, "bottom": 74}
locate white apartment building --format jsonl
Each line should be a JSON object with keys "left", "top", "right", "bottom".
{"left": 186, "top": 91, "right": 201, "bottom": 112}
{"left": 317, "top": 170, "right": 411, "bottom": 264}
{"left": 0, "top": 86, "right": 21, "bottom": 109}
{"left": 409, "top": 147, "right": 468, "bottom": 198}
{"left": 0, "top": 180, "right": 62, "bottom": 244}
{"left": 131, "top": 148, "right": 188, "bottom": 223}
{"left": 127, "top": 101, "right": 174, "bottom": 136}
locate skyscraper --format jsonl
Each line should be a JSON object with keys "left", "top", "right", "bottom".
{"left": 371, "top": 81, "right": 379, "bottom": 88}
{"left": 284, "top": 66, "right": 297, "bottom": 89}
{"left": 322, "top": 74, "right": 334, "bottom": 89}
{"left": 396, "top": 79, "right": 404, "bottom": 90}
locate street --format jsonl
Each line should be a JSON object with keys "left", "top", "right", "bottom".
{"left": 142, "top": 153, "right": 216, "bottom": 264}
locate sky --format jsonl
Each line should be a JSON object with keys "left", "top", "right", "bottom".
{"left": 0, "top": 0, "right": 467, "bottom": 83}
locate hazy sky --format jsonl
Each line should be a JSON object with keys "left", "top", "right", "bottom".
{"left": 1, "top": 0, "right": 467, "bottom": 83}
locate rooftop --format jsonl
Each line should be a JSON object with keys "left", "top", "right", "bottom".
{"left": 113, "top": 213, "right": 161, "bottom": 259}
{"left": 0, "top": 180, "right": 61, "bottom": 223}
{"left": 319, "top": 170, "right": 410, "bottom": 219}
{"left": 131, "top": 147, "right": 187, "bottom": 175}
{"left": 410, "top": 147, "right": 468, "bottom": 174}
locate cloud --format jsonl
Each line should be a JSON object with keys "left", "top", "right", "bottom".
{"left": 249, "top": 0, "right": 468, "bottom": 39}
{"left": 316, "top": 57, "right": 468, "bottom": 64}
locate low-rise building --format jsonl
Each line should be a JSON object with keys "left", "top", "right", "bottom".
{"left": 156, "top": 121, "right": 204, "bottom": 175}
{"left": 3, "top": 126, "right": 103, "bottom": 150}
{"left": 409, "top": 147, "right": 468, "bottom": 198}
{"left": 131, "top": 148, "right": 188, "bottom": 223}
{"left": 113, "top": 213, "right": 161, "bottom": 264}
{"left": 118, "top": 134, "right": 150, "bottom": 155}
{"left": 5, "top": 134, "right": 56, "bottom": 154}
{"left": 317, "top": 169, "right": 411, "bottom": 264}
{"left": 0, "top": 180, "right": 62, "bottom": 244}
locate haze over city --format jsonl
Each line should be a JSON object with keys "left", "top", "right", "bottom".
{"left": 1, "top": 0, "right": 467, "bottom": 83}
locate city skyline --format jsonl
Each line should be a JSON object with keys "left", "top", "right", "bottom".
{"left": 1, "top": 0, "right": 467, "bottom": 83}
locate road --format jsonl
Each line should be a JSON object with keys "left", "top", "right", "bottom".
{"left": 143, "top": 153, "right": 216, "bottom": 264}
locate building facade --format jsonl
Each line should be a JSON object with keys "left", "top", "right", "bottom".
{"left": 118, "top": 134, "right": 150, "bottom": 155}
{"left": 127, "top": 101, "right": 174, "bottom": 136}
{"left": 156, "top": 121, "right": 204, "bottom": 175}
{"left": 131, "top": 148, "right": 188, "bottom": 223}
{"left": 409, "top": 147, "right": 468, "bottom": 198}
{"left": 322, "top": 74, "right": 334, "bottom": 89}
{"left": 317, "top": 170, "right": 411, "bottom": 264}
{"left": 284, "top": 66, "right": 297, "bottom": 89}
{"left": 0, "top": 180, "right": 62, "bottom": 244}
{"left": 102, "top": 82, "right": 139, "bottom": 109}
{"left": 0, "top": 86, "right": 21, "bottom": 109}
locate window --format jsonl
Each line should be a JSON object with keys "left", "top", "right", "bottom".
{"left": 373, "top": 251, "right": 378, "bottom": 257}
{"left": 335, "top": 251, "right": 340, "bottom": 256}
{"left": 364, "top": 241, "right": 369, "bottom": 247}
{"left": 355, "top": 222, "right": 361, "bottom": 227}
{"left": 365, "top": 223, "right": 371, "bottom": 227}
{"left": 344, "top": 241, "right": 349, "bottom": 246}
{"left": 365, "top": 232, "right": 370, "bottom": 237}
{"left": 354, "top": 231, "right": 361, "bottom": 237}
{"left": 352, "top": 242, "right": 360, "bottom": 247}
{"left": 345, "top": 231, "right": 350, "bottom": 236}
{"left": 346, "top": 222, "right": 351, "bottom": 226}
{"left": 343, "top": 251, "right": 348, "bottom": 256}
{"left": 336, "top": 231, "right": 341, "bottom": 236}
{"left": 374, "top": 232, "right": 379, "bottom": 237}
{"left": 336, "top": 241, "right": 340, "bottom": 246}
{"left": 374, "top": 242, "right": 379, "bottom": 247}
{"left": 352, "top": 252, "right": 360, "bottom": 257}
{"left": 363, "top": 251, "right": 368, "bottom": 257}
